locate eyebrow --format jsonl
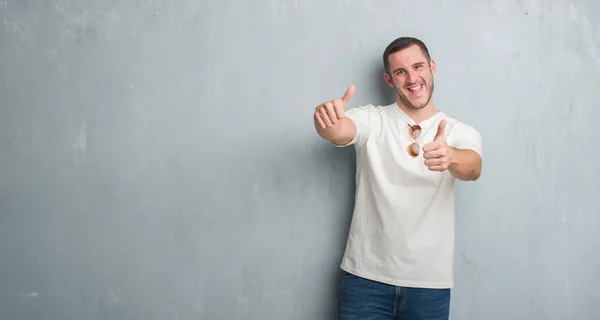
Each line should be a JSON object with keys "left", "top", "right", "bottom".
{"left": 392, "top": 62, "right": 426, "bottom": 74}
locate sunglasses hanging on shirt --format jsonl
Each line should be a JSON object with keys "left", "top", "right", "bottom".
{"left": 406, "top": 123, "right": 422, "bottom": 158}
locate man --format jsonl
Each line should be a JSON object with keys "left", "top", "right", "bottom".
{"left": 313, "top": 37, "right": 483, "bottom": 320}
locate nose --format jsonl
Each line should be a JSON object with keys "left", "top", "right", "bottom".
{"left": 407, "top": 70, "right": 418, "bottom": 83}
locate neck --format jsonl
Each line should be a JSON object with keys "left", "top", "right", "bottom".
{"left": 395, "top": 96, "right": 439, "bottom": 123}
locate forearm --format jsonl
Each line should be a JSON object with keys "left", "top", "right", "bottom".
{"left": 314, "top": 117, "right": 356, "bottom": 145}
{"left": 448, "top": 148, "right": 482, "bottom": 181}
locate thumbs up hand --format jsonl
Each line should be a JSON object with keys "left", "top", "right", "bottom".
{"left": 422, "top": 119, "right": 453, "bottom": 171}
{"left": 314, "top": 85, "right": 355, "bottom": 129}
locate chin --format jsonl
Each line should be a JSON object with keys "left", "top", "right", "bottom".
{"left": 399, "top": 94, "right": 429, "bottom": 110}
{"left": 411, "top": 97, "right": 431, "bottom": 108}
{"left": 410, "top": 103, "right": 428, "bottom": 110}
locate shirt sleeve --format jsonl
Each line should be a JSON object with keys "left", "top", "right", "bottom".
{"left": 331, "top": 105, "right": 374, "bottom": 148}
{"left": 449, "top": 122, "right": 483, "bottom": 158}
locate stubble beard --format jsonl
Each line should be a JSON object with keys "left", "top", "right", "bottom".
{"left": 397, "top": 79, "right": 435, "bottom": 110}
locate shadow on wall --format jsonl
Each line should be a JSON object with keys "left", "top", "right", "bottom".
{"left": 359, "top": 55, "right": 396, "bottom": 108}
{"left": 321, "top": 60, "right": 394, "bottom": 319}
{"left": 373, "top": 61, "right": 396, "bottom": 105}
{"left": 315, "top": 143, "right": 355, "bottom": 320}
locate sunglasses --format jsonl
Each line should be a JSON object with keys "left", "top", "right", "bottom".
{"left": 407, "top": 123, "right": 422, "bottom": 157}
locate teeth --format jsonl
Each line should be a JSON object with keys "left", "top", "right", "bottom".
{"left": 407, "top": 84, "right": 422, "bottom": 92}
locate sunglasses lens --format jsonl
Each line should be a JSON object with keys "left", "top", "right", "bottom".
{"left": 408, "top": 143, "right": 420, "bottom": 157}
{"left": 413, "top": 128, "right": 421, "bottom": 138}
{"left": 409, "top": 125, "right": 422, "bottom": 139}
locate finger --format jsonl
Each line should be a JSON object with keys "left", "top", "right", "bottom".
{"left": 425, "top": 157, "right": 446, "bottom": 167}
{"left": 428, "top": 165, "right": 445, "bottom": 172}
{"left": 422, "top": 140, "right": 441, "bottom": 153}
{"left": 423, "top": 148, "right": 448, "bottom": 159}
{"left": 319, "top": 107, "right": 333, "bottom": 127}
{"left": 434, "top": 119, "right": 447, "bottom": 140}
{"left": 332, "top": 98, "right": 345, "bottom": 119}
{"left": 342, "top": 85, "right": 355, "bottom": 106}
{"left": 323, "top": 102, "right": 338, "bottom": 124}
{"left": 314, "top": 112, "right": 326, "bottom": 129}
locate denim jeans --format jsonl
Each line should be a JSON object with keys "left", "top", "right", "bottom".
{"left": 338, "top": 271, "right": 451, "bottom": 320}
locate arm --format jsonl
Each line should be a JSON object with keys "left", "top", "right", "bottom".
{"left": 423, "top": 119, "right": 483, "bottom": 180}
{"left": 313, "top": 85, "right": 358, "bottom": 146}
{"left": 314, "top": 116, "right": 356, "bottom": 146}
{"left": 448, "top": 148, "right": 482, "bottom": 181}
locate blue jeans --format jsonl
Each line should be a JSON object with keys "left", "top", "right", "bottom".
{"left": 338, "top": 271, "right": 451, "bottom": 320}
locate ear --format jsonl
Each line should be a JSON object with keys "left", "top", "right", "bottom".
{"left": 383, "top": 72, "right": 395, "bottom": 88}
{"left": 429, "top": 59, "right": 436, "bottom": 74}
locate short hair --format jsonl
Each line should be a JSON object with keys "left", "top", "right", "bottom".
{"left": 382, "top": 37, "right": 431, "bottom": 74}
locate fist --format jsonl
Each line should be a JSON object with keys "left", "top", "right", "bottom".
{"left": 422, "top": 119, "right": 453, "bottom": 171}
{"left": 314, "top": 85, "right": 355, "bottom": 129}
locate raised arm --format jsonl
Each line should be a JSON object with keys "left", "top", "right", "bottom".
{"left": 313, "top": 85, "right": 358, "bottom": 146}
{"left": 422, "top": 119, "right": 482, "bottom": 181}
{"left": 447, "top": 148, "right": 482, "bottom": 181}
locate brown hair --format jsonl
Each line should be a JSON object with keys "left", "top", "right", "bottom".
{"left": 383, "top": 37, "right": 431, "bottom": 74}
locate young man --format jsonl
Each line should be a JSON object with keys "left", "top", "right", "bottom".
{"left": 313, "top": 37, "right": 483, "bottom": 320}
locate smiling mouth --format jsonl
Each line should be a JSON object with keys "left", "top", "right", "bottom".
{"left": 406, "top": 83, "right": 424, "bottom": 95}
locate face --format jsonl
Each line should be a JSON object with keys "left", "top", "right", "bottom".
{"left": 384, "top": 45, "right": 436, "bottom": 110}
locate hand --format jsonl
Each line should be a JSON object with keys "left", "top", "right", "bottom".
{"left": 314, "top": 85, "right": 355, "bottom": 129}
{"left": 422, "top": 119, "right": 453, "bottom": 171}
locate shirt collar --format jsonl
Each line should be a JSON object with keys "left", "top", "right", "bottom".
{"left": 391, "top": 102, "right": 443, "bottom": 123}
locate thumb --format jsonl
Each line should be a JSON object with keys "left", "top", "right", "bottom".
{"left": 434, "top": 119, "right": 447, "bottom": 140}
{"left": 341, "top": 85, "right": 355, "bottom": 106}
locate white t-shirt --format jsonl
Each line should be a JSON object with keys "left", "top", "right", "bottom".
{"left": 334, "top": 102, "right": 482, "bottom": 289}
